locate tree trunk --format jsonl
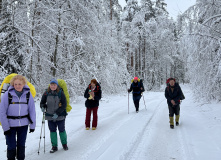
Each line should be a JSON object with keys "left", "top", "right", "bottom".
{"left": 52, "top": 7, "right": 61, "bottom": 77}
{"left": 110, "top": 0, "right": 112, "bottom": 20}
{"left": 0, "top": 0, "right": 2, "bottom": 14}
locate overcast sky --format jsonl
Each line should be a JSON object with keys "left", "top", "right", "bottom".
{"left": 118, "top": 0, "right": 196, "bottom": 20}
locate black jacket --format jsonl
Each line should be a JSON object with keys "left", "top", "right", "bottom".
{"left": 165, "top": 83, "right": 182, "bottom": 107}
{"left": 84, "top": 83, "right": 102, "bottom": 108}
{"left": 128, "top": 81, "right": 145, "bottom": 96}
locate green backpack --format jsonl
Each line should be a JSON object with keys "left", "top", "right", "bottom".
{"left": 57, "top": 79, "right": 72, "bottom": 112}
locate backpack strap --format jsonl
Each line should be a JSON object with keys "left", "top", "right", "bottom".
{"left": 7, "top": 91, "right": 33, "bottom": 124}
{"left": 26, "top": 92, "right": 30, "bottom": 104}
{"left": 8, "top": 92, "right": 13, "bottom": 105}
{"left": 132, "top": 82, "right": 141, "bottom": 88}
{"left": 44, "top": 89, "right": 61, "bottom": 100}
{"left": 58, "top": 89, "right": 62, "bottom": 99}
{"left": 8, "top": 92, "right": 30, "bottom": 104}
{"left": 7, "top": 115, "right": 33, "bottom": 124}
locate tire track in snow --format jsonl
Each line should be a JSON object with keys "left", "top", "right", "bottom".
{"left": 175, "top": 91, "right": 198, "bottom": 160}
{"left": 76, "top": 93, "right": 165, "bottom": 160}
{"left": 29, "top": 94, "right": 148, "bottom": 160}
{"left": 120, "top": 97, "right": 165, "bottom": 160}
{"left": 121, "top": 92, "right": 193, "bottom": 160}
{"left": 21, "top": 92, "right": 190, "bottom": 160}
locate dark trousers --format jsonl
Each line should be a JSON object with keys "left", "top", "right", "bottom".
{"left": 48, "top": 119, "right": 65, "bottom": 132}
{"left": 133, "top": 94, "right": 141, "bottom": 111}
{"left": 5, "top": 125, "right": 28, "bottom": 160}
{"left": 168, "top": 105, "right": 180, "bottom": 117}
{"left": 85, "top": 107, "right": 98, "bottom": 128}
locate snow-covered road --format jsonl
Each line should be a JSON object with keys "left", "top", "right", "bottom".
{"left": 0, "top": 85, "right": 220, "bottom": 160}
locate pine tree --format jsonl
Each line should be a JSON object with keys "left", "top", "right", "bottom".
{"left": 140, "top": 0, "right": 155, "bottom": 21}
{"left": 155, "top": 0, "right": 168, "bottom": 16}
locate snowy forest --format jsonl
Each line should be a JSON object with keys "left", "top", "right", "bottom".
{"left": 0, "top": 0, "right": 220, "bottom": 101}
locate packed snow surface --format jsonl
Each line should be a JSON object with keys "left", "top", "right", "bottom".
{"left": 0, "top": 85, "right": 220, "bottom": 160}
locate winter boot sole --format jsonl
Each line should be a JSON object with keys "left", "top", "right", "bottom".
{"left": 50, "top": 147, "right": 58, "bottom": 153}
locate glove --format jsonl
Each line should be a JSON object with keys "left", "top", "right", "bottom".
{"left": 52, "top": 113, "right": 58, "bottom": 119}
{"left": 4, "top": 130, "right": 11, "bottom": 135}
{"left": 41, "top": 107, "right": 46, "bottom": 112}
{"left": 29, "top": 129, "right": 35, "bottom": 133}
{"left": 128, "top": 89, "right": 130, "bottom": 93}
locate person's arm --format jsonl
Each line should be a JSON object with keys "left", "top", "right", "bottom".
{"left": 0, "top": 92, "right": 10, "bottom": 132}
{"left": 141, "top": 83, "right": 145, "bottom": 92}
{"left": 165, "top": 87, "right": 172, "bottom": 102}
{"left": 173, "top": 86, "right": 182, "bottom": 103}
{"left": 28, "top": 93, "right": 36, "bottom": 130}
{"left": 94, "top": 89, "right": 101, "bottom": 101}
{"left": 56, "top": 91, "right": 67, "bottom": 115}
{"left": 84, "top": 87, "right": 90, "bottom": 99}
{"left": 40, "top": 91, "right": 47, "bottom": 109}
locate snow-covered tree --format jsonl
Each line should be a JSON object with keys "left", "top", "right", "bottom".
{"left": 121, "top": 0, "right": 181, "bottom": 90}
{"left": 180, "top": 0, "right": 221, "bottom": 101}
{"left": 0, "top": 0, "right": 129, "bottom": 98}
{"left": 0, "top": 1, "right": 23, "bottom": 74}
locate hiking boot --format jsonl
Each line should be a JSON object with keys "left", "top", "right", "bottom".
{"left": 92, "top": 127, "right": 96, "bottom": 130}
{"left": 86, "top": 127, "right": 90, "bottom": 130}
{"left": 50, "top": 146, "right": 58, "bottom": 153}
{"left": 62, "top": 144, "right": 68, "bottom": 151}
{"left": 170, "top": 125, "right": 174, "bottom": 129}
{"left": 176, "top": 122, "right": 179, "bottom": 126}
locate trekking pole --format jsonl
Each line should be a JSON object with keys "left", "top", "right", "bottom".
{"left": 142, "top": 94, "right": 147, "bottom": 110}
{"left": 38, "top": 112, "right": 45, "bottom": 155}
{"left": 43, "top": 112, "right": 45, "bottom": 153}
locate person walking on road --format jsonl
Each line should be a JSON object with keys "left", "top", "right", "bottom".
{"left": 128, "top": 77, "right": 145, "bottom": 113}
{"left": 84, "top": 79, "right": 102, "bottom": 130}
{"left": 165, "top": 78, "right": 182, "bottom": 129}
{"left": 0, "top": 75, "right": 36, "bottom": 160}
{"left": 40, "top": 78, "right": 68, "bottom": 153}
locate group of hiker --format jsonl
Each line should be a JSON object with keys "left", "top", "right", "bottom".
{"left": 128, "top": 77, "right": 184, "bottom": 129}
{"left": 0, "top": 74, "right": 184, "bottom": 160}
{"left": 0, "top": 74, "right": 102, "bottom": 160}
